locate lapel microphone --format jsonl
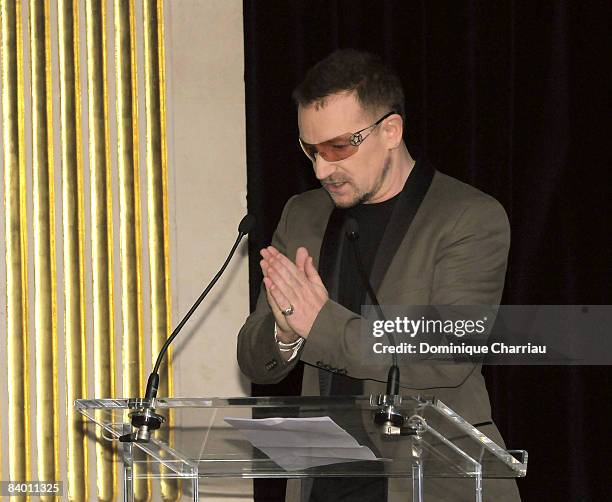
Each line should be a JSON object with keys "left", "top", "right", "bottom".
{"left": 345, "top": 218, "right": 405, "bottom": 431}
{"left": 119, "top": 214, "right": 256, "bottom": 443}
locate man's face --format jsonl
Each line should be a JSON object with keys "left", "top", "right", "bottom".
{"left": 297, "top": 92, "right": 393, "bottom": 208}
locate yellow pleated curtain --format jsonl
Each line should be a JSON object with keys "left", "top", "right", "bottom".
{"left": 1, "top": 1, "right": 176, "bottom": 500}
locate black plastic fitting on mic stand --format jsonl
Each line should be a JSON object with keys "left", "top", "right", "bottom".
{"left": 373, "top": 366, "right": 405, "bottom": 432}
{"left": 119, "top": 374, "right": 165, "bottom": 443}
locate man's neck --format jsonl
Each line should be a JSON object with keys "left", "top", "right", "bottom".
{"left": 366, "top": 143, "right": 415, "bottom": 204}
{"left": 396, "top": 144, "right": 416, "bottom": 191}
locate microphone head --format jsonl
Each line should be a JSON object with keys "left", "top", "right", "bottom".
{"left": 238, "top": 214, "right": 256, "bottom": 235}
{"left": 345, "top": 218, "right": 359, "bottom": 241}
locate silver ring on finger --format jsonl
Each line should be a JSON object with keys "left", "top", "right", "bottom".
{"left": 282, "top": 304, "right": 294, "bottom": 316}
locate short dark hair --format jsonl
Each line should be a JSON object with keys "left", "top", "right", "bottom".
{"left": 292, "top": 49, "right": 405, "bottom": 121}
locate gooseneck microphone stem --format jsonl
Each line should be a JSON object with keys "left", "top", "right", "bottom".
{"left": 120, "top": 215, "right": 255, "bottom": 443}
{"left": 147, "top": 233, "right": 245, "bottom": 398}
{"left": 345, "top": 218, "right": 400, "bottom": 397}
{"left": 350, "top": 240, "right": 386, "bottom": 323}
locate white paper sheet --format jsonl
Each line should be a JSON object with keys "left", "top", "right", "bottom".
{"left": 224, "top": 416, "right": 385, "bottom": 471}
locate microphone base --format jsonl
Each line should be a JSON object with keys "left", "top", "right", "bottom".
{"left": 371, "top": 394, "right": 406, "bottom": 434}
{"left": 119, "top": 407, "right": 165, "bottom": 443}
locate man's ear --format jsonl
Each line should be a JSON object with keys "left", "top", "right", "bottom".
{"left": 383, "top": 114, "right": 404, "bottom": 149}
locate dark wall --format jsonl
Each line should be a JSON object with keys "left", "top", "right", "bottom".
{"left": 243, "top": 1, "right": 612, "bottom": 500}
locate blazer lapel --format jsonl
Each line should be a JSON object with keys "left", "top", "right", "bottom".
{"left": 317, "top": 207, "right": 347, "bottom": 302}
{"left": 317, "top": 206, "right": 348, "bottom": 396}
{"left": 368, "top": 158, "right": 435, "bottom": 299}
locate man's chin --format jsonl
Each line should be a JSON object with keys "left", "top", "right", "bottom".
{"left": 327, "top": 191, "right": 361, "bottom": 209}
{"left": 321, "top": 182, "right": 366, "bottom": 208}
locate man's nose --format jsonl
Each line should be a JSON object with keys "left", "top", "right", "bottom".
{"left": 313, "top": 155, "right": 335, "bottom": 180}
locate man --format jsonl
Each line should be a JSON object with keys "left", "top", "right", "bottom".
{"left": 237, "top": 49, "right": 520, "bottom": 501}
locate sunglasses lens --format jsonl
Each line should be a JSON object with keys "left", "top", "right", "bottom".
{"left": 300, "top": 138, "right": 358, "bottom": 162}
{"left": 319, "top": 143, "right": 358, "bottom": 162}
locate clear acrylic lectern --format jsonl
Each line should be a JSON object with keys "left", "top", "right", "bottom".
{"left": 75, "top": 395, "right": 527, "bottom": 501}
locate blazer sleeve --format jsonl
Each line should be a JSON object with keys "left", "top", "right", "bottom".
{"left": 236, "top": 196, "right": 304, "bottom": 384}
{"left": 299, "top": 195, "right": 511, "bottom": 386}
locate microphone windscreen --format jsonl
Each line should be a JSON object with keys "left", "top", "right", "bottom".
{"left": 345, "top": 217, "right": 360, "bottom": 241}
{"left": 238, "top": 214, "right": 256, "bottom": 234}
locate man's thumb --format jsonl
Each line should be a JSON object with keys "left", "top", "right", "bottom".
{"left": 305, "top": 256, "right": 324, "bottom": 286}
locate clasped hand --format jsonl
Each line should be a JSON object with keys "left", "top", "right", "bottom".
{"left": 260, "top": 246, "right": 328, "bottom": 339}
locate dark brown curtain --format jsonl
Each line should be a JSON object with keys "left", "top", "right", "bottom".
{"left": 243, "top": 1, "right": 612, "bottom": 500}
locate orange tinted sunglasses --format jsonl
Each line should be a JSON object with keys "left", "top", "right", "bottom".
{"left": 299, "top": 111, "right": 397, "bottom": 162}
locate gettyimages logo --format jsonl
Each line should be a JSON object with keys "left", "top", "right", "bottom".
{"left": 372, "top": 316, "right": 488, "bottom": 338}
